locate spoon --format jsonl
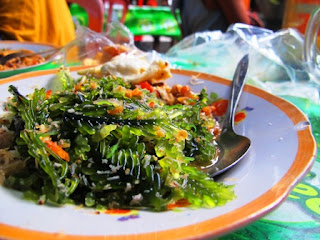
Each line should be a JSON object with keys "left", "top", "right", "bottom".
{"left": 203, "top": 54, "right": 251, "bottom": 177}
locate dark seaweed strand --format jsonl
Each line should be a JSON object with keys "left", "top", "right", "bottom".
{"left": 8, "top": 85, "right": 27, "bottom": 103}
{"left": 63, "top": 112, "right": 160, "bottom": 127}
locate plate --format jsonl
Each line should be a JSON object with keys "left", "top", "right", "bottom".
{"left": 0, "top": 41, "right": 57, "bottom": 79}
{"left": 0, "top": 67, "right": 316, "bottom": 240}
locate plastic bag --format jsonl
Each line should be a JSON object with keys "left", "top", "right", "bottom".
{"left": 165, "top": 23, "right": 320, "bottom": 104}
{"left": 55, "top": 22, "right": 136, "bottom": 67}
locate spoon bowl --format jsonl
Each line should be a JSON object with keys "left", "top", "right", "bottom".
{"left": 203, "top": 130, "right": 251, "bottom": 177}
{"left": 203, "top": 54, "right": 251, "bottom": 177}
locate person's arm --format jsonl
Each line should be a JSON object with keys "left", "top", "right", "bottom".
{"left": 215, "top": 0, "right": 251, "bottom": 25}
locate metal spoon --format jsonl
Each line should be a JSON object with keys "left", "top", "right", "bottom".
{"left": 202, "top": 54, "right": 251, "bottom": 177}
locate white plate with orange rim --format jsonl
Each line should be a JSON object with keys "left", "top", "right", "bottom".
{"left": 0, "top": 67, "right": 316, "bottom": 240}
{"left": 0, "top": 40, "right": 57, "bottom": 79}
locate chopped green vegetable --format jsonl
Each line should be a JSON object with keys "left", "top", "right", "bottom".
{"left": 3, "top": 69, "right": 235, "bottom": 211}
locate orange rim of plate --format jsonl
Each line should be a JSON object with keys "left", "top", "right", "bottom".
{"left": 0, "top": 67, "right": 317, "bottom": 240}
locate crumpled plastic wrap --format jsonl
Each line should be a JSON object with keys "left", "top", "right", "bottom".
{"left": 54, "top": 22, "right": 137, "bottom": 67}
{"left": 165, "top": 23, "right": 320, "bottom": 104}
{"left": 50, "top": 22, "right": 172, "bottom": 90}
{"left": 54, "top": 22, "right": 168, "bottom": 75}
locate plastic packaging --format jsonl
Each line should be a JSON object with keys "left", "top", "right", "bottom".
{"left": 54, "top": 22, "right": 136, "bottom": 67}
{"left": 165, "top": 23, "right": 320, "bottom": 105}
{"left": 304, "top": 7, "right": 320, "bottom": 85}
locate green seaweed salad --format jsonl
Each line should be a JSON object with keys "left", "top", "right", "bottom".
{"left": 2, "top": 68, "right": 235, "bottom": 211}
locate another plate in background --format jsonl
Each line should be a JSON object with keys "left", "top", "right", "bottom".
{"left": 0, "top": 41, "right": 59, "bottom": 79}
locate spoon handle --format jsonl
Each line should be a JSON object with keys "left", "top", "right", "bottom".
{"left": 225, "top": 54, "right": 249, "bottom": 130}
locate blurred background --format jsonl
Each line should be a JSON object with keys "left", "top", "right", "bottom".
{"left": 69, "top": 0, "right": 290, "bottom": 53}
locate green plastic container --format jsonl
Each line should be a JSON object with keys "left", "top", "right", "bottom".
{"left": 69, "top": 4, "right": 181, "bottom": 38}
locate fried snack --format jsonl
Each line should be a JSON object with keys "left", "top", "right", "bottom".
{"left": 79, "top": 53, "right": 172, "bottom": 85}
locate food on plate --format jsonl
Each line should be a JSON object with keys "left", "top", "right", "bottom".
{"left": 79, "top": 52, "right": 172, "bottom": 85}
{"left": 82, "top": 45, "right": 129, "bottom": 66}
{"left": 0, "top": 66, "right": 235, "bottom": 211}
{"left": 0, "top": 48, "right": 45, "bottom": 71}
